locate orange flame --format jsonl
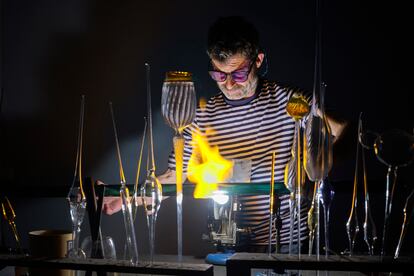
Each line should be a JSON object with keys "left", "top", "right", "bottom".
{"left": 187, "top": 132, "right": 233, "bottom": 198}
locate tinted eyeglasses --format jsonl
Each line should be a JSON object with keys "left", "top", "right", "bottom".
{"left": 208, "top": 61, "right": 255, "bottom": 83}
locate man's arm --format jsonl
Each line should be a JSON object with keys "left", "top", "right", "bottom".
{"left": 326, "top": 112, "right": 348, "bottom": 142}
{"left": 157, "top": 168, "right": 179, "bottom": 184}
{"left": 102, "top": 168, "right": 186, "bottom": 215}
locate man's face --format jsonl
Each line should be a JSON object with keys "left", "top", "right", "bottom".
{"left": 211, "top": 53, "right": 260, "bottom": 100}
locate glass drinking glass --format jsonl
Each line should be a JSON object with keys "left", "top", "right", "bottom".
{"left": 81, "top": 235, "right": 116, "bottom": 259}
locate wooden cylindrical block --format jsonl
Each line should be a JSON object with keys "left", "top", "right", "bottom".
{"left": 28, "top": 229, "right": 73, "bottom": 276}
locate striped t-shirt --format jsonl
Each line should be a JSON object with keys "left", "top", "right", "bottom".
{"left": 168, "top": 79, "right": 308, "bottom": 245}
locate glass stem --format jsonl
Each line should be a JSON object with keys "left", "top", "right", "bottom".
{"left": 394, "top": 189, "right": 414, "bottom": 259}
{"left": 315, "top": 181, "right": 320, "bottom": 261}
{"left": 295, "top": 121, "right": 301, "bottom": 259}
{"left": 150, "top": 214, "right": 155, "bottom": 264}
{"left": 288, "top": 196, "right": 295, "bottom": 256}
{"left": 73, "top": 225, "right": 81, "bottom": 251}
{"left": 323, "top": 202, "right": 330, "bottom": 258}
{"left": 174, "top": 135, "right": 184, "bottom": 263}
{"left": 381, "top": 166, "right": 398, "bottom": 257}
{"left": 120, "top": 186, "right": 139, "bottom": 265}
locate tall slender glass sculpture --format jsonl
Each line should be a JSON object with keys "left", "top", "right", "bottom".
{"left": 346, "top": 126, "right": 360, "bottom": 256}
{"left": 286, "top": 92, "right": 310, "bottom": 258}
{"left": 304, "top": 82, "right": 333, "bottom": 259}
{"left": 109, "top": 102, "right": 139, "bottom": 265}
{"left": 67, "top": 95, "right": 87, "bottom": 259}
{"left": 161, "top": 71, "right": 196, "bottom": 263}
{"left": 373, "top": 129, "right": 414, "bottom": 257}
{"left": 303, "top": 0, "right": 333, "bottom": 260}
{"left": 142, "top": 63, "right": 163, "bottom": 264}
{"left": 358, "top": 114, "right": 377, "bottom": 256}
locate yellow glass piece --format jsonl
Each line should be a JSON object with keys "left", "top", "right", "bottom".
{"left": 165, "top": 71, "right": 192, "bottom": 82}
{"left": 286, "top": 92, "right": 310, "bottom": 120}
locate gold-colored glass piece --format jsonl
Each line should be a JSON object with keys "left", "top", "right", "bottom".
{"left": 286, "top": 92, "right": 310, "bottom": 120}
{"left": 165, "top": 71, "right": 192, "bottom": 82}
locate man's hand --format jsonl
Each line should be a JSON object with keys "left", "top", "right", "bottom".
{"left": 95, "top": 180, "right": 122, "bottom": 215}
{"left": 99, "top": 168, "right": 184, "bottom": 215}
{"left": 102, "top": 196, "right": 122, "bottom": 215}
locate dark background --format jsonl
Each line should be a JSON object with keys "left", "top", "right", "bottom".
{"left": 0, "top": 0, "right": 412, "bottom": 257}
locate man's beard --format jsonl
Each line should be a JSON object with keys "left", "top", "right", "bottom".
{"left": 218, "top": 75, "right": 259, "bottom": 100}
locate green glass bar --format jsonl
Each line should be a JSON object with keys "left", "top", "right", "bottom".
{"left": 104, "top": 182, "right": 290, "bottom": 197}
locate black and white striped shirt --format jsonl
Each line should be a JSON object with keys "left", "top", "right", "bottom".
{"left": 168, "top": 79, "right": 308, "bottom": 245}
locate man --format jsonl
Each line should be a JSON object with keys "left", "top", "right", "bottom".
{"left": 104, "top": 16, "right": 345, "bottom": 253}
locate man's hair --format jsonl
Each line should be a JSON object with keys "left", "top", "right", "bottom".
{"left": 207, "top": 16, "right": 260, "bottom": 62}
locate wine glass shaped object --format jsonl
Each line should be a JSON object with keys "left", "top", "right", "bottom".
{"left": 374, "top": 129, "right": 414, "bottom": 257}
{"left": 303, "top": 83, "right": 333, "bottom": 259}
{"left": 67, "top": 95, "right": 87, "bottom": 259}
{"left": 81, "top": 235, "right": 116, "bottom": 260}
{"left": 286, "top": 92, "right": 310, "bottom": 257}
{"left": 161, "top": 71, "right": 196, "bottom": 263}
